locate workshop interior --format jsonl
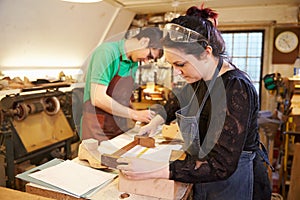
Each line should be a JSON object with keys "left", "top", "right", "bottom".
{"left": 0, "top": 0, "right": 300, "bottom": 199}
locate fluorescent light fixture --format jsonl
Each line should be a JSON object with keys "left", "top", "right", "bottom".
{"left": 62, "top": 0, "right": 102, "bottom": 3}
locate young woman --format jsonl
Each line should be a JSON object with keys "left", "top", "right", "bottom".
{"left": 117, "top": 5, "right": 272, "bottom": 200}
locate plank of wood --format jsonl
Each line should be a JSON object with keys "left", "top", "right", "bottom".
{"left": 26, "top": 184, "right": 85, "bottom": 200}
{"left": 0, "top": 186, "right": 54, "bottom": 200}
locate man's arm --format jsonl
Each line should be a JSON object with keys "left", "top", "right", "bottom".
{"left": 90, "top": 83, "right": 154, "bottom": 122}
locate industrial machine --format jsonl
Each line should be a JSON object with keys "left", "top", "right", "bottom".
{"left": 0, "top": 83, "right": 77, "bottom": 189}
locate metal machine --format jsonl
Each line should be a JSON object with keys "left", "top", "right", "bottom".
{"left": 0, "top": 83, "right": 77, "bottom": 188}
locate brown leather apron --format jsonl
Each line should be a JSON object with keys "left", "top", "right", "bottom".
{"left": 81, "top": 62, "right": 135, "bottom": 142}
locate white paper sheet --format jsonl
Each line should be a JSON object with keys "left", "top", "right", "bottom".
{"left": 29, "top": 160, "right": 117, "bottom": 197}
{"left": 122, "top": 144, "right": 182, "bottom": 162}
{"left": 98, "top": 125, "right": 179, "bottom": 159}
{"left": 98, "top": 132, "right": 134, "bottom": 155}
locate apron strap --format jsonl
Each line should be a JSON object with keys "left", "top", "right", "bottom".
{"left": 257, "top": 141, "right": 275, "bottom": 172}
{"left": 196, "top": 56, "right": 223, "bottom": 119}
{"left": 118, "top": 54, "right": 133, "bottom": 77}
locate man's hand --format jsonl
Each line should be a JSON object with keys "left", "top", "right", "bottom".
{"left": 130, "top": 109, "right": 156, "bottom": 123}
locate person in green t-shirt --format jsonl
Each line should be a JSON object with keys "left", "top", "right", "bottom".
{"left": 81, "top": 27, "right": 163, "bottom": 143}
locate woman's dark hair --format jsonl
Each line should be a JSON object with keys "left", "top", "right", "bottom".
{"left": 162, "top": 5, "right": 226, "bottom": 58}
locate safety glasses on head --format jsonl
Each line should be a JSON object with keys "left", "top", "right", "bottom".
{"left": 163, "top": 23, "right": 207, "bottom": 43}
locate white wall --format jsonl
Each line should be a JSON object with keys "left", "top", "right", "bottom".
{"left": 0, "top": 0, "right": 135, "bottom": 81}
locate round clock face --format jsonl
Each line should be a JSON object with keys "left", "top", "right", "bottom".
{"left": 275, "top": 31, "right": 299, "bottom": 53}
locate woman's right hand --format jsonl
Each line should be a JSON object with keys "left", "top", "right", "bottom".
{"left": 137, "top": 114, "right": 165, "bottom": 137}
{"left": 138, "top": 123, "right": 158, "bottom": 136}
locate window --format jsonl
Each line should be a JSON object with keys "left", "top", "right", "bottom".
{"left": 222, "top": 31, "right": 264, "bottom": 97}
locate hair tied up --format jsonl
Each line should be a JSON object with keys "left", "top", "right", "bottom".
{"left": 186, "top": 3, "right": 219, "bottom": 27}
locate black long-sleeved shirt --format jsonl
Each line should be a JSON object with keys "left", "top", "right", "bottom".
{"left": 158, "top": 69, "right": 260, "bottom": 183}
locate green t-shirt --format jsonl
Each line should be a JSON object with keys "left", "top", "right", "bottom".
{"left": 83, "top": 40, "right": 138, "bottom": 102}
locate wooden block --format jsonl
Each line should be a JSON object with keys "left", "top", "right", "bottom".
{"left": 137, "top": 136, "right": 155, "bottom": 148}
{"left": 162, "top": 122, "right": 183, "bottom": 141}
{"left": 118, "top": 172, "right": 176, "bottom": 199}
{"left": 170, "top": 150, "right": 186, "bottom": 162}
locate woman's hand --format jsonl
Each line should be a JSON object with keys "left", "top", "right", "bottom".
{"left": 138, "top": 123, "right": 158, "bottom": 136}
{"left": 137, "top": 114, "right": 165, "bottom": 137}
{"left": 116, "top": 157, "right": 169, "bottom": 180}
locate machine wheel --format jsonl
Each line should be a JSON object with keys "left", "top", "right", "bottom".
{"left": 14, "top": 103, "right": 29, "bottom": 121}
{"left": 41, "top": 96, "right": 60, "bottom": 115}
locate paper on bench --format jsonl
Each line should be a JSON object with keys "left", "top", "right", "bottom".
{"left": 28, "top": 160, "right": 117, "bottom": 197}
{"left": 122, "top": 144, "right": 182, "bottom": 162}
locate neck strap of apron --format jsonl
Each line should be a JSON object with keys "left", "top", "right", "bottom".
{"left": 118, "top": 54, "right": 133, "bottom": 76}
{"left": 195, "top": 56, "right": 223, "bottom": 119}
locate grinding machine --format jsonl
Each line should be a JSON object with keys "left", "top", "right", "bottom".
{"left": 0, "top": 83, "right": 77, "bottom": 188}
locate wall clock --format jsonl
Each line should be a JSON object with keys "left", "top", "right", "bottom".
{"left": 275, "top": 31, "right": 299, "bottom": 53}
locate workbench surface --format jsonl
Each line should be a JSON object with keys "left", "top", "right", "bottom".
{"left": 24, "top": 126, "right": 192, "bottom": 199}
{"left": 0, "top": 186, "right": 54, "bottom": 200}
{"left": 26, "top": 177, "right": 192, "bottom": 200}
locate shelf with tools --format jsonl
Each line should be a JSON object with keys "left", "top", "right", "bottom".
{"left": 279, "top": 116, "right": 300, "bottom": 199}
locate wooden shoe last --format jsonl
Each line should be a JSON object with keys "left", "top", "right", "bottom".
{"left": 78, "top": 139, "right": 107, "bottom": 169}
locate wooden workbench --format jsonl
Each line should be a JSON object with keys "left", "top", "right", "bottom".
{"left": 24, "top": 128, "right": 192, "bottom": 199}
{"left": 24, "top": 157, "right": 192, "bottom": 199}
{"left": 0, "top": 186, "right": 54, "bottom": 200}
{"left": 25, "top": 159, "right": 192, "bottom": 199}
{"left": 25, "top": 171, "right": 192, "bottom": 200}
